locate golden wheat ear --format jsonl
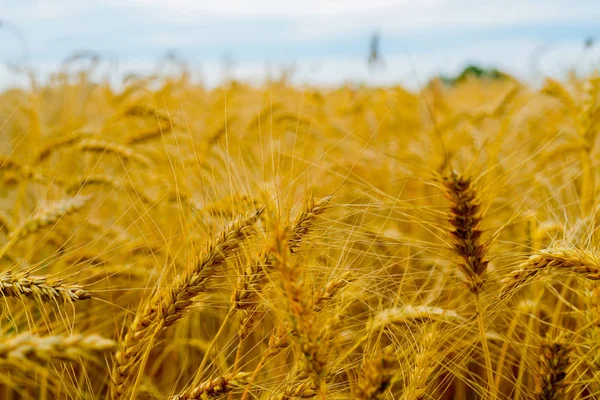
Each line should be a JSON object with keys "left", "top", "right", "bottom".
{"left": 533, "top": 334, "right": 571, "bottom": 400}
{"left": 171, "top": 372, "right": 250, "bottom": 400}
{"left": 289, "top": 195, "right": 332, "bottom": 253}
{"left": 0, "top": 333, "right": 114, "bottom": 366}
{"left": 110, "top": 209, "right": 262, "bottom": 399}
{"left": 355, "top": 347, "right": 396, "bottom": 400}
{"left": 7, "top": 195, "right": 91, "bottom": 243}
{"left": 0, "top": 271, "right": 90, "bottom": 304}
{"left": 500, "top": 248, "right": 600, "bottom": 299}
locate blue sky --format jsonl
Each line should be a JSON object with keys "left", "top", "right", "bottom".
{"left": 1, "top": 0, "right": 600, "bottom": 88}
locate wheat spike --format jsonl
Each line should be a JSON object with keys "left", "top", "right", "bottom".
{"left": 501, "top": 248, "right": 600, "bottom": 299}
{"left": 8, "top": 195, "right": 91, "bottom": 242}
{"left": 355, "top": 347, "right": 396, "bottom": 400}
{"left": 0, "top": 156, "right": 46, "bottom": 183}
{"left": 0, "top": 333, "right": 114, "bottom": 366}
{"left": 35, "top": 131, "right": 85, "bottom": 162}
{"left": 273, "top": 379, "right": 317, "bottom": 400}
{"left": 110, "top": 210, "right": 261, "bottom": 399}
{"left": 76, "top": 138, "right": 152, "bottom": 166}
{"left": 0, "top": 271, "right": 91, "bottom": 303}
{"left": 442, "top": 172, "right": 489, "bottom": 293}
{"left": 289, "top": 196, "right": 332, "bottom": 253}
{"left": 533, "top": 334, "right": 571, "bottom": 400}
{"left": 172, "top": 372, "right": 250, "bottom": 399}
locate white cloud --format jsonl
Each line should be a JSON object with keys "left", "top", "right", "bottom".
{"left": 0, "top": 0, "right": 597, "bottom": 89}
{"left": 126, "top": 0, "right": 423, "bottom": 17}
{"left": 122, "top": 0, "right": 600, "bottom": 37}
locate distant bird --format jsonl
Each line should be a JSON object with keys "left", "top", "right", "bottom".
{"left": 368, "top": 32, "right": 385, "bottom": 70}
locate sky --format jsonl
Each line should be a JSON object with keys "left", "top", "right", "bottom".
{"left": 1, "top": 0, "right": 600, "bottom": 89}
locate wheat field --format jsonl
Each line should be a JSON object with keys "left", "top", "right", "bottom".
{"left": 0, "top": 69, "right": 599, "bottom": 399}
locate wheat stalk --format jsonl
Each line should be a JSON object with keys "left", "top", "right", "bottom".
{"left": 0, "top": 214, "right": 12, "bottom": 235}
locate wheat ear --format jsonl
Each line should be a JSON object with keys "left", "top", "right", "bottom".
{"left": 7, "top": 195, "right": 91, "bottom": 242}
{"left": 0, "top": 156, "right": 46, "bottom": 183}
{"left": 0, "top": 333, "right": 114, "bottom": 366}
{"left": 442, "top": 171, "right": 495, "bottom": 399}
{"left": 289, "top": 196, "right": 332, "bottom": 253}
{"left": 400, "top": 328, "right": 439, "bottom": 400}
{"left": 369, "top": 305, "right": 465, "bottom": 331}
{"left": 110, "top": 210, "right": 261, "bottom": 399}
{"left": 75, "top": 138, "right": 151, "bottom": 166}
{"left": 355, "top": 347, "right": 396, "bottom": 400}
{"left": 533, "top": 334, "right": 571, "bottom": 400}
{"left": 0, "top": 271, "right": 90, "bottom": 304}
{"left": 172, "top": 372, "right": 250, "bottom": 399}
{"left": 230, "top": 196, "right": 333, "bottom": 387}
{"left": 35, "top": 131, "right": 84, "bottom": 163}
{"left": 273, "top": 379, "right": 317, "bottom": 400}
{"left": 0, "top": 195, "right": 91, "bottom": 259}
{"left": 500, "top": 248, "right": 600, "bottom": 299}
{"left": 442, "top": 172, "right": 489, "bottom": 293}
{"left": 272, "top": 223, "right": 327, "bottom": 394}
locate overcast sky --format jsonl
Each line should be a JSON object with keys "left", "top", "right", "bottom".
{"left": 1, "top": 0, "right": 600, "bottom": 88}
